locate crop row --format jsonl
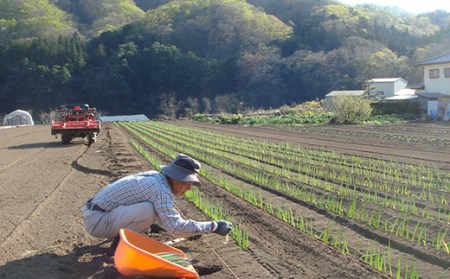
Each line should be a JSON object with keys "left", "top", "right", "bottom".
{"left": 139, "top": 122, "right": 448, "bottom": 193}
{"left": 134, "top": 122, "right": 448, "bottom": 213}
{"left": 128, "top": 122, "right": 449, "bottom": 240}
{"left": 291, "top": 126, "right": 450, "bottom": 146}
{"left": 119, "top": 122, "right": 440, "bottom": 278}
{"left": 125, "top": 121, "right": 449, "bottom": 254}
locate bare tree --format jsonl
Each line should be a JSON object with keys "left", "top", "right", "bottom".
{"left": 186, "top": 97, "right": 200, "bottom": 114}
{"left": 202, "top": 97, "right": 211, "bottom": 114}
{"left": 158, "top": 92, "right": 177, "bottom": 119}
{"left": 214, "top": 94, "right": 239, "bottom": 114}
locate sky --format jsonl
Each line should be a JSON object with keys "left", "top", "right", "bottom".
{"left": 338, "top": 0, "right": 450, "bottom": 14}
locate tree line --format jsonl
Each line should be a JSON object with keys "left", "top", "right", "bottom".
{"left": 0, "top": 0, "right": 449, "bottom": 119}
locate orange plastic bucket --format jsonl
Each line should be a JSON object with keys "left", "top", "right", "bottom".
{"left": 114, "top": 228, "right": 199, "bottom": 278}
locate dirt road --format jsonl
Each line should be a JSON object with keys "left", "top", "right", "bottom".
{"left": 0, "top": 124, "right": 133, "bottom": 278}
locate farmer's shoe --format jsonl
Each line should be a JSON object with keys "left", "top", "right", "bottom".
{"left": 107, "top": 235, "right": 120, "bottom": 256}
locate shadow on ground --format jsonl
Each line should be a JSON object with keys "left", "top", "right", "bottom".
{"left": 9, "top": 142, "right": 75, "bottom": 149}
{"left": 0, "top": 243, "right": 121, "bottom": 279}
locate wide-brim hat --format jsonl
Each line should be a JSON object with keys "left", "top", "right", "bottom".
{"left": 161, "top": 154, "right": 201, "bottom": 187}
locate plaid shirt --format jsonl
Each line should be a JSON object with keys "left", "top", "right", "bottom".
{"left": 91, "top": 171, "right": 212, "bottom": 236}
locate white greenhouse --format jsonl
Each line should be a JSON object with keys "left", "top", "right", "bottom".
{"left": 3, "top": 110, "right": 34, "bottom": 126}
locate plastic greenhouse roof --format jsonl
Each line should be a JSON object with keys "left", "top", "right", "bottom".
{"left": 99, "top": 114, "right": 149, "bottom": 122}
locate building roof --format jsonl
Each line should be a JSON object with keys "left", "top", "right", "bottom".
{"left": 407, "top": 82, "right": 424, "bottom": 89}
{"left": 394, "top": 89, "right": 416, "bottom": 96}
{"left": 416, "top": 92, "right": 448, "bottom": 98}
{"left": 325, "top": 90, "right": 366, "bottom": 97}
{"left": 385, "top": 95, "right": 418, "bottom": 101}
{"left": 99, "top": 114, "right": 149, "bottom": 122}
{"left": 368, "top": 78, "right": 406, "bottom": 83}
{"left": 418, "top": 53, "right": 450, "bottom": 65}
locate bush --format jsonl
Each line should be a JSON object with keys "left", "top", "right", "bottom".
{"left": 279, "top": 105, "right": 298, "bottom": 115}
{"left": 192, "top": 114, "right": 208, "bottom": 121}
{"left": 359, "top": 113, "right": 418, "bottom": 124}
{"left": 371, "top": 101, "right": 419, "bottom": 115}
{"left": 219, "top": 114, "right": 244, "bottom": 124}
{"left": 330, "top": 96, "right": 372, "bottom": 124}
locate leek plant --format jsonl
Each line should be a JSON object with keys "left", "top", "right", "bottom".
{"left": 153, "top": 252, "right": 191, "bottom": 267}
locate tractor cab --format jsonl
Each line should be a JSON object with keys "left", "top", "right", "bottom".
{"left": 60, "top": 104, "right": 95, "bottom": 122}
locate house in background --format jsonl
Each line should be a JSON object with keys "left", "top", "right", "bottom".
{"left": 417, "top": 52, "right": 450, "bottom": 120}
{"left": 324, "top": 90, "right": 367, "bottom": 108}
{"left": 418, "top": 52, "right": 450, "bottom": 94}
{"left": 367, "top": 78, "right": 407, "bottom": 99}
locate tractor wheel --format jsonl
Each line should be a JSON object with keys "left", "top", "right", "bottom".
{"left": 61, "top": 133, "right": 72, "bottom": 144}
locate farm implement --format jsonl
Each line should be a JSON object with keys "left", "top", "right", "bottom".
{"left": 51, "top": 104, "right": 100, "bottom": 145}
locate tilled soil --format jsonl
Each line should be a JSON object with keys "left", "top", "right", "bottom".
{"left": 176, "top": 121, "right": 450, "bottom": 171}
{"left": 0, "top": 121, "right": 448, "bottom": 278}
{"left": 135, "top": 121, "right": 450, "bottom": 278}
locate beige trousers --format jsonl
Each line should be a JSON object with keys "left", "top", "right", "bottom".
{"left": 81, "top": 202, "right": 156, "bottom": 239}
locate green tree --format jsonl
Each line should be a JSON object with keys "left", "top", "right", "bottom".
{"left": 0, "top": 0, "right": 76, "bottom": 42}
{"left": 356, "top": 48, "right": 411, "bottom": 82}
{"left": 238, "top": 46, "right": 285, "bottom": 108}
{"left": 78, "top": 0, "right": 144, "bottom": 36}
{"left": 134, "top": 0, "right": 170, "bottom": 11}
{"left": 140, "top": 0, "right": 292, "bottom": 58}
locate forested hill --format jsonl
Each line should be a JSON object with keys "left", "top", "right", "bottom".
{"left": 1, "top": 0, "right": 449, "bottom": 119}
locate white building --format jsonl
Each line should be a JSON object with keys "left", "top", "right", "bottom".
{"left": 324, "top": 90, "right": 367, "bottom": 108}
{"left": 367, "top": 78, "right": 407, "bottom": 99}
{"left": 417, "top": 53, "right": 450, "bottom": 120}
{"left": 418, "top": 53, "right": 450, "bottom": 95}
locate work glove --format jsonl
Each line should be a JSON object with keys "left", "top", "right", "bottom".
{"left": 213, "top": 220, "right": 232, "bottom": 236}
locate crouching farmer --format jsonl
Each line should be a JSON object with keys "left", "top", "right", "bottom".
{"left": 81, "top": 153, "right": 232, "bottom": 255}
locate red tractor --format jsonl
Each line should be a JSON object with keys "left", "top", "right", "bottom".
{"left": 51, "top": 104, "right": 100, "bottom": 145}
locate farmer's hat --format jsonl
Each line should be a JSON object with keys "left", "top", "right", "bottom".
{"left": 161, "top": 154, "right": 201, "bottom": 186}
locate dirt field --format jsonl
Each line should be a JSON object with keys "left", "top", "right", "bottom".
{"left": 0, "top": 121, "right": 449, "bottom": 278}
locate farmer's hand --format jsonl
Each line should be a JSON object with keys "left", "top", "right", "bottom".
{"left": 213, "top": 220, "right": 232, "bottom": 236}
